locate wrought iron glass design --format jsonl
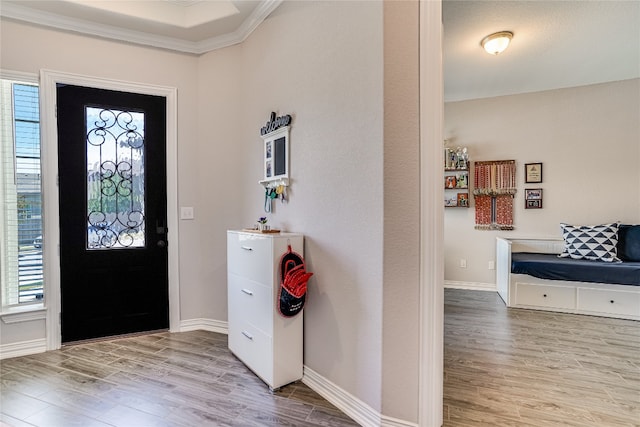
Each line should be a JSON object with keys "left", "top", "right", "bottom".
{"left": 86, "top": 107, "right": 145, "bottom": 249}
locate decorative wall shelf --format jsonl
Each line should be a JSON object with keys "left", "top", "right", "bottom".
{"left": 444, "top": 147, "right": 470, "bottom": 208}
{"left": 259, "top": 177, "right": 289, "bottom": 189}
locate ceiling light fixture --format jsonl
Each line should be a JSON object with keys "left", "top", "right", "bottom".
{"left": 481, "top": 31, "right": 513, "bottom": 55}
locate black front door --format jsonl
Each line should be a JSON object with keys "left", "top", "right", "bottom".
{"left": 57, "top": 84, "right": 168, "bottom": 343}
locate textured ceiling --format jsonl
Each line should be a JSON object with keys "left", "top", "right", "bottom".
{"left": 2, "top": 1, "right": 638, "bottom": 100}
{"left": 0, "top": 0, "right": 279, "bottom": 54}
{"left": 443, "top": 0, "right": 640, "bottom": 101}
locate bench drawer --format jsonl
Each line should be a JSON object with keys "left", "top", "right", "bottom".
{"left": 514, "top": 283, "right": 576, "bottom": 309}
{"left": 578, "top": 288, "right": 640, "bottom": 317}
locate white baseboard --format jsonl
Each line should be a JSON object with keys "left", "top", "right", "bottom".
{"left": 0, "top": 338, "right": 47, "bottom": 360}
{"left": 382, "top": 415, "right": 419, "bottom": 427}
{"left": 302, "top": 366, "right": 417, "bottom": 427}
{"left": 180, "top": 318, "right": 228, "bottom": 334}
{"left": 303, "top": 366, "right": 380, "bottom": 426}
{"left": 444, "top": 280, "right": 496, "bottom": 292}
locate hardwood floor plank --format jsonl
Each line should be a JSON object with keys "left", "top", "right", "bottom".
{"left": 444, "top": 289, "right": 640, "bottom": 427}
{"left": 22, "top": 404, "right": 113, "bottom": 427}
{"left": 94, "top": 404, "right": 177, "bottom": 427}
{"left": 1, "top": 330, "right": 359, "bottom": 426}
{"left": 0, "top": 389, "right": 51, "bottom": 420}
{"left": 2, "top": 289, "right": 637, "bottom": 426}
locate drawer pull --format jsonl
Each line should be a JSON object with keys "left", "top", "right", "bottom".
{"left": 241, "top": 331, "right": 253, "bottom": 340}
{"left": 241, "top": 246, "right": 253, "bottom": 251}
{"left": 543, "top": 294, "right": 547, "bottom": 298}
{"left": 610, "top": 300, "right": 615, "bottom": 304}
{"left": 241, "top": 288, "right": 253, "bottom": 296}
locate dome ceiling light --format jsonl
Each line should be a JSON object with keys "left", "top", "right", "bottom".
{"left": 481, "top": 31, "right": 513, "bottom": 55}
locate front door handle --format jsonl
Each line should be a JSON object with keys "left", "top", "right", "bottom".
{"left": 157, "top": 240, "right": 166, "bottom": 248}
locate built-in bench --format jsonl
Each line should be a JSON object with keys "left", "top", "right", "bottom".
{"left": 496, "top": 236, "right": 640, "bottom": 321}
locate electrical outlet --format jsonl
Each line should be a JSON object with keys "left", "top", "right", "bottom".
{"left": 459, "top": 259, "right": 467, "bottom": 268}
{"left": 488, "top": 260, "right": 495, "bottom": 270}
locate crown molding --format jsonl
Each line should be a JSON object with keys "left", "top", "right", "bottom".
{"left": 196, "top": 0, "right": 282, "bottom": 53}
{"left": 0, "top": 0, "right": 282, "bottom": 55}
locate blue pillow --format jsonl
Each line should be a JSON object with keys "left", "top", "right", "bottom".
{"left": 618, "top": 224, "right": 640, "bottom": 262}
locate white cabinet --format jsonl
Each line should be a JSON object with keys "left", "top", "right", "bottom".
{"left": 227, "top": 230, "right": 304, "bottom": 390}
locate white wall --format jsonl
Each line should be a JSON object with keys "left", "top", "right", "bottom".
{"left": 382, "top": 0, "right": 421, "bottom": 421}
{"left": 1, "top": 1, "right": 426, "bottom": 422}
{"left": 0, "top": 19, "right": 202, "bottom": 344}
{"left": 444, "top": 79, "right": 640, "bottom": 286}
{"left": 198, "top": 2, "right": 426, "bottom": 420}
{"left": 198, "top": 0, "right": 387, "bottom": 412}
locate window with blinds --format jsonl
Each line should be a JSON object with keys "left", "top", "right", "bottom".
{"left": 0, "top": 79, "right": 43, "bottom": 306}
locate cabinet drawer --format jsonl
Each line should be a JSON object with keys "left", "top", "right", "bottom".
{"left": 228, "top": 273, "right": 273, "bottom": 335}
{"left": 578, "top": 288, "right": 640, "bottom": 317}
{"left": 515, "top": 283, "right": 576, "bottom": 309}
{"left": 227, "top": 233, "right": 273, "bottom": 283}
{"left": 228, "top": 321, "right": 273, "bottom": 386}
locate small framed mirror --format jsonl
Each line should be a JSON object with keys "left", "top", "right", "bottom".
{"left": 263, "top": 126, "right": 289, "bottom": 181}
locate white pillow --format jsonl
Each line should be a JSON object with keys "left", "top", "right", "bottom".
{"left": 559, "top": 223, "right": 621, "bottom": 263}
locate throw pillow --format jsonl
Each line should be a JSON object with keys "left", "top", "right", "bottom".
{"left": 617, "top": 224, "right": 640, "bottom": 262}
{"left": 559, "top": 223, "right": 621, "bottom": 263}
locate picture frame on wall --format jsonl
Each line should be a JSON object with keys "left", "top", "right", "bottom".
{"left": 445, "top": 176, "right": 457, "bottom": 188}
{"left": 525, "top": 162, "right": 543, "bottom": 183}
{"left": 262, "top": 126, "right": 289, "bottom": 182}
{"left": 525, "top": 188, "right": 543, "bottom": 209}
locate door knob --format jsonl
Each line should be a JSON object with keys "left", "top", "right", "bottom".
{"left": 157, "top": 240, "right": 167, "bottom": 248}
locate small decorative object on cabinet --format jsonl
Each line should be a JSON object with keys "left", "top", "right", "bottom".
{"left": 444, "top": 146, "right": 470, "bottom": 208}
{"left": 227, "top": 230, "right": 304, "bottom": 391}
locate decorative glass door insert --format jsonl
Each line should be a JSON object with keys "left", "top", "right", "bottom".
{"left": 86, "top": 106, "right": 145, "bottom": 249}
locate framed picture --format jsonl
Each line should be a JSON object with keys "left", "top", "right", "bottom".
{"left": 525, "top": 188, "right": 543, "bottom": 209}
{"left": 457, "top": 193, "right": 469, "bottom": 207}
{"left": 265, "top": 141, "right": 272, "bottom": 159}
{"left": 262, "top": 126, "right": 289, "bottom": 181}
{"left": 525, "top": 162, "right": 543, "bottom": 183}
{"left": 445, "top": 176, "right": 457, "bottom": 189}
{"left": 456, "top": 173, "right": 468, "bottom": 188}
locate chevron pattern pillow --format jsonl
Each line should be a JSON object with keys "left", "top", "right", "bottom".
{"left": 559, "top": 223, "right": 621, "bottom": 263}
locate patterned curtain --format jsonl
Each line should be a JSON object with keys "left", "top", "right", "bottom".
{"left": 473, "top": 160, "right": 516, "bottom": 230}
{"left": 474, "top": 195, "right": 492, "bottom": 228}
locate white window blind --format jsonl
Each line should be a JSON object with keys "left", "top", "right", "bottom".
{"left": 0, "top": 79, "right": 43, "bottom": 307}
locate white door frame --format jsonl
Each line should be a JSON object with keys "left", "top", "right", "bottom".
{"left": 419, "top": 1, "right": 444, "bottom": 426}
{"left": 40, "top": 70, "right": 180, "bottom": 350}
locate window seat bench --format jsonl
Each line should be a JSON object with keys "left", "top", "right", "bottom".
{"left": 496, "top": 237, "right": 640, "bottom": 321}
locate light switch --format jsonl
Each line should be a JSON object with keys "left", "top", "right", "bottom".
{"left": 180, "top": 206, "right": 194, "bottom": 220}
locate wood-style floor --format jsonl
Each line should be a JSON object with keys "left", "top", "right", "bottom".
{"left": 444, "top": 289, "right": 640, "bottom": 427}
{"left": 2, "top": 289, "right": 638, "bottom": 426}
{"left": 0, "top": 330, "right": 358, "bottom": 427}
